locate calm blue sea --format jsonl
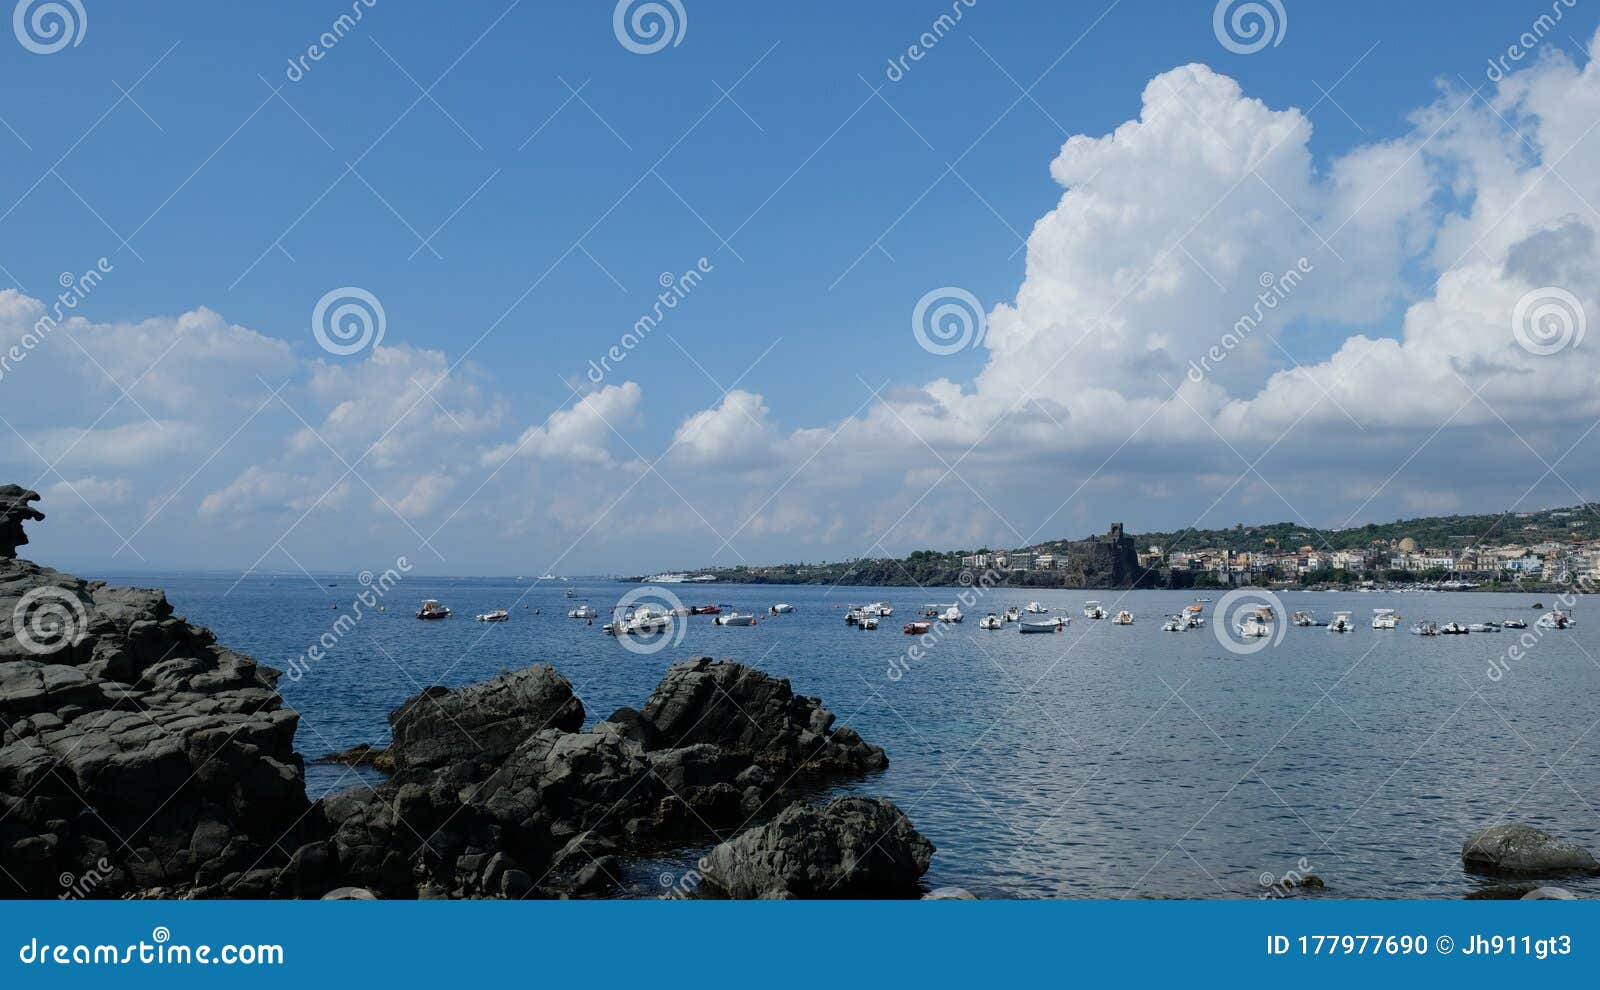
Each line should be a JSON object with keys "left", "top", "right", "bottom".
{"left": 93, "top": 572, "right": 1600, "bottom": 900}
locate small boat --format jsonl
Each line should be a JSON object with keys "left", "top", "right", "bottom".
{"left": 1112, "top": 610, "right": 1134, "bottom": 625}
{"left": 568, "top": 603, "right": 597, "bottom": 619}
{"left": 1372, "top": 608, "right": 1399, "bottom": 630}
{"left": 565, "top": 589, "right": 577, "bottom": 598}
{"left": 936, "top": 604, "right": 964, "bottom": 623}
{"left": 1439, "top": 621, "right": 1470, "bottom": 635}
{"left": 1468, "top": 622, "right": 1501, "bottom": 633}
{"left": 1538, "top": 610, "right": 1574, "bottom": 629}
{"left": 1532, "top": 602, "right": 1544, "bottom": 610}
{"left": 857, "top": 614, "right": 879, "bottom": 630}
{"left": 1502, "top": 618, "right": 1528, "bottom": 629}
{"left": 416, "top": 600, "right": 452, "bottom": 620}
{"left": 903, "top": 620, "right": 932, "bottom": 635}
{"left": 865, "top": 601, "right": 894, "bottom": 616}
{"left": 1327, "top": 611, "right": 1354, "bottom": 633}
{"left": 713, "top": 612, "right": 756, "bottom": 626}
{"left": 1025, "top": 602, "right": 1048, "bottom": 614}
{"left": 1236, "top": 611, "right": 1272, "bottom": 638}
{"left": 1082, "top": 601, "right": 1106, "bottom": 619}
{"left": 1003, "top": 606, "right": 1021, "bottom": 623}
{"left": 1019, "top": 616, "right": 1063, "bottom": 634}
{"left": 1291, "top": 610, "right": 1315, "bottom": 627}
{"left": 1183, "top": 603, "right": 1206, "bottom": 627}
{"left": 1161, "top": 615, "right": 1186, "bottom": 632}
{"left": 769, "top": 603, "right": 794, "bottom": 615}
{"left": 604, "top": 604, "right": 673, "bottom": 636}
{"left": 475, "top": 609, "right": 509, "bottom": 622}
{"left": 689, "top": 605, "right": 722, "bottom": 616}
{"left": 979, "top": 613, "right": 1003, "bottom": 630}
{"left": 845, "top": 605, "right": 864, "bottom": 625}
{"left": 1410, "top": 621, "right": 1439, "bottom": 636}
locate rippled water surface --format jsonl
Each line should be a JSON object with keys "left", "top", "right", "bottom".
{"left": 104, "top": 573, "right": 1600, "bottom": 900}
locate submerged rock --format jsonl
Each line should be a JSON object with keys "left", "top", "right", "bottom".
{"left": 1522, "top": 886, "right": 1578, "bottom": 900}
{"left": 1462, "top": 824, "right": 1600, "bottom": 877}
{"left": 924, "top": 886, "right": 979, "bottom": 900}
{"left": 315, "top": 742, "right": 394, "bottom": 773}
{"left": 691, "top": 796, "right": 934, "bottom": 899}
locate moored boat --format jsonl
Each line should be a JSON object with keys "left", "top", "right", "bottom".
{"left": 1410, "top": 621, "right": 1439, "bottom": 636}
{"left": 1083, "top": 601, "right": 1106, "bottom": 619}
{"left": 903, "top": 620, "right": 932, "bottom": 635}
{"left": 769, "top": 603, "right": 794, "bottom": 614}
{"left": 1372, "top": 608, "right": 1399, "bottom": 630}
{"left": 474, "top": 609, "right": 509, "bottom": 622}
{"left": 1327, "top": 611, "right": 1354, "bottom": 633}
{"left": 1111, "top": 609, "right": 1134, "bottom": 625}
{"left": 979, "top": 613, "right": 1002, "bottom": 630}
{"left": 416, "top": 600, "right": 452, "bottom": 620}
{"left": 567, "top": 603, "right": 597, "bottom": 619}
{"left": 713, "top": 612, "right": 756, "bottom": 626}
{"left": 1019, "top": 616, "right": 1063, "bottom": 634}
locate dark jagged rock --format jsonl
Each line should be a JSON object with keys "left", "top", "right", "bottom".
{"left": 387, "top": 665, "right": 584, "bottom": 771}
{"left": 1462, "top": 824, "right": 1600, "bottom": 878}
{"left": 320, "top": 658, "right": 899, "bottom": 899}
{"left": 0, "top": 486, "right": 44, "bottom": 559}
{"left": 1, "top": 491, "right": 310, "bottom": 899}
{"left": 637, "top": 657, "right": 888, "bottom": 774}
{"left": 690, "top": 796, "right": 934, "bottom": 899}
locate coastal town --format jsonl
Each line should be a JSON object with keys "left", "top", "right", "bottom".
{"left": 654, "top": 506, "right": 1600, "bottom": 590}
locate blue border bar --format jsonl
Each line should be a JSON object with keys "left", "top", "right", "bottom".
{"left": 2, "top": 901, "right": 1593, "bottom": 986}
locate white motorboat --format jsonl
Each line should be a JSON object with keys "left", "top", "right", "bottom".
{"left": 1327, "top": 611, "right": 1354, "bottom": 633}
{"left": 864, "top": 601, "right": 894, "bottom": 616}
{"left": 416, "top": 600, "right": 452, "bottom": 620}
{"left": 1183, "top": 604, "right": 1206, "bottom": 628}
{"left": 1410, "top": 621, "right": 1439, "bottom": 636}
{"left": 1111, "top": 610, "right": 1134, "bottom": 625}
{"left": 1371, "top": 608, "right": 1399, "bottom": 630}
{"left": 938, "top": 605, "right": 964, "bottom": 623}
{"left": 1161, "top": 615, "right": 1185, "bottom": 632}
{"left": 1019, "top": 616, "right": 1063, "bottom": 634}
{"left": 1291, "top": 610, "right": 1315, "bottom": 627}
{"left": 714, "top": 612, "right": 756, "bottom": 626}
{"left": 475, "top": 609, "right": 509, "bottom": 622}
{"left": 1538, "top": 610, "right": 1575, "bottom": 629}
{"left": 568, "top": 603, "right": 598, "bottom": 619}
{"left": 1502, "top": 618, "right": 1528, "bottom": 629}
{"left": 857, "top": 613, "right": 879, "bottom": 630}
{"left": 1024, "top": 602, "right": 1048, "bottom": 614}
{"left": 769, "top": 603, "right": 794, "bottom": 615}
{"left": 1236, "top": 609, "right": 1273, "bottom": 638}
{"left": 605, "top": 605, "right": 673, "bottom": 636}
{"left": 979, "top": 613, "right": 1003, "bottom": 630}
{"left": 1440, "top": 621, "right": 1470, "bottom": 635}
{"left": 845, "top": 605, "right": 864, "bottom": 625}
{"left": 1003, "top": 606, "right": 1021, "bottom": 623}
{"left": 1082, "top": 601, "right": 1106, "bottom": 619}
{"left": 1467, "top": 622, "right": 1501, "bottom": 633}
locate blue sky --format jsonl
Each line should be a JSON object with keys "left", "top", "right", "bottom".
{"left": 3, "top": 1, "right": 1600, "bottom": 575}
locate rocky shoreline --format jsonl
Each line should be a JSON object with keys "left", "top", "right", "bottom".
{"left": 1, "top": 485, "right": 933, "bottom": 899}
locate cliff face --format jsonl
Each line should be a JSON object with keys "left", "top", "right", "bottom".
{"left": 0, "top": 487, "right": 319, "bottom": 898}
